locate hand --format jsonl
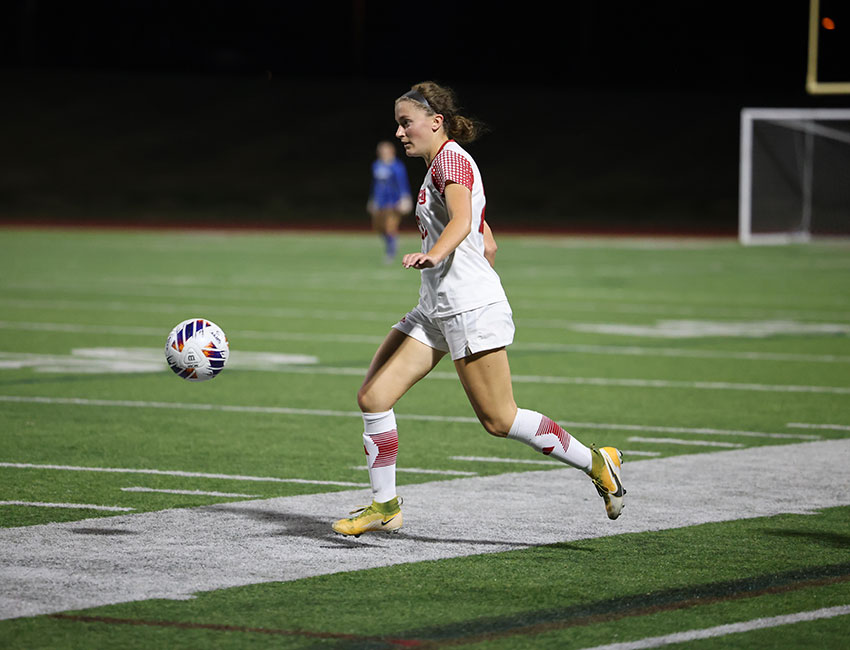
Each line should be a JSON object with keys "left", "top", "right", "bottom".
{"left": 402, "top": 252, "right": 437, "bottom": 269}
{"left": 397, "top": 196, "right": 413, "bottom": 214}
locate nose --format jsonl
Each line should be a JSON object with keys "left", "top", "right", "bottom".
{"left": 395, "top": 124, "right": 405, "bottom": 139}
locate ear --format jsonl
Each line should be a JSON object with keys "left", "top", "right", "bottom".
{"left": 431, "top": 113, "right": 444, "bottom": 132}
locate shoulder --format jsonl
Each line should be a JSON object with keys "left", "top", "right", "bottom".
{"left": 431, "top": 142, "right": 475, "bottom": 193}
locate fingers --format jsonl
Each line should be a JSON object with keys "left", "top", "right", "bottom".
{"left": 402, "top": 253, "right": 434, "bottom": 269}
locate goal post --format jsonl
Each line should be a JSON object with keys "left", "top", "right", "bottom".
{"left": 739, "top": 108, "right": 850, "bottom": 245}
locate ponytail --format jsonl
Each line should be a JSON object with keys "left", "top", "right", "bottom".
{"left": 396, "top": 81, "right": 487, "bottom": 144}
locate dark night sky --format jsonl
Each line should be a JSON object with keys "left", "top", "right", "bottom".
{"left": 0, "top": 1, "right": 822, "bottom": 92}
{"left": 1, "top": 1, "right": 846, "bottom": 230}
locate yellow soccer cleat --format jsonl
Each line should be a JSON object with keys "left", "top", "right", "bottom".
{"left": 332, "top": 497, "right": 403, "bottom": 537}
{"left": 589, "top": 446, "right": 625, "bottom": 520}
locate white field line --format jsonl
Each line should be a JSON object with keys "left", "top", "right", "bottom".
{"left": 628, "top": 437, "right": 745, "bottom": 448}
{"left": 0, "top": 462, "right": 368, "bottom": 488}
{"left": 577, "top": 604, "right": 850, "bottom": 650}
{"left": 0, "top": 501, "right": 133, "bottom": 512}
{"left": 1, "top": 319, "right": 848, "bottom": 364}
{"left": 450, "top": 451, "right": 662, "bottom": 466}
{"left": 6, "top": 280, "right": 850, "bottom": 321}
{"left": 451, "top": 456, "right": 563, "bottom": 466}
{"left": 787, "top": 422, "right": 850, "bottom": 431}
{"left": 349, "top": 466, "right": 477, "bottom": 476}
{"left": 121, "top": 487, "right": 260, "bottom": 498}
{"left": 5, "top": 290, "right": 850, "bottom": 327}
{"left": 110, "top": 360, "right": 850, "bottom": 395}
{"left": 511, "top": 298, "right": 850, "bottom": 322}
{"left": 0, "top": 298, "right": 397, "bottom": 324}
{"left": 171, "top": 363, "right": 850, "bottom": 396}
{"left": 2, "top": 440, "right": 849, "bottom": 620}
{"left": 511, "top": 341, "right": 850, "bottom": 364}
{"left": 503, "top": 374, "right": 850, "bottom": 395}
{"left": 616, "top": 450, "right": 662, "bottom": 457}
{"left": 557, "top": 421, "right": 816, "bottom": 441}
{"left": 0, "top": 320, "right": 385, "bottom": 345}
{"left": 0, "top": 395, "right": 822, "bottom": 441}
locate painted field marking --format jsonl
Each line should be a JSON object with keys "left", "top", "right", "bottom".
{"left": 2, "top": 319, "right": 849, "bottom": 364}
{"left": 0, "top": 298, "right": 397, "bottom": 324}
{"left": 617, "top": 450, "right": 662, "bottom": 457}
{"left": 0, "top": 462, "right": 368, "bottom": 488}
{"left": 627, "top": 437, "right": 745, "bottom": 448}
{"left": 568, "top": 319, "right": 850, "bottom": 339}
{"left": 512, "top": 341, "right": 850, "bottom": 364}
{"left": 349, "top": 466, "right": 477, "bottom": 476}
{"left": 121, "top": 488, "right": 261, "bottom": 498}
{"left": 576, "top": 604, "right": 850, "bottom": 650}
{"left": 0, "top": 501, "right": 133, "bottom": 512}
{"left": 215, "top": 365, "right": 850, "bottom": 395}
{"left": 556, "top": 421, "right": 817, "bottom": 440}
{"left": 3, "top": 347, "right": 848, "bottom": 397}
{"left": 0, "top": 395, "right": 822, "bottom": 441}
{"left": 2, "top": 439, "right": 848, "bottom": 620}
{"left": 0, "top": 320, "right": 385, "bottom": 345}
{"left": 450, "top": 456, "right": 563, "bottom": 466}
{"left": 0, "top": 349, "right": 317, "bottom": 374}
{"left": 450, "top": 452, "right": 661, "bottom": 467}
{"left": 787, "top": 422, "right": 850, "bottom": 432}
{"left": 501, "top": 374, "right": 850, "bottom": 395}
{"left": 6, "top": 283, "right": 850, "bottom": 322}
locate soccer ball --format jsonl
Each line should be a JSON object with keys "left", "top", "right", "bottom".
{"left": 165, "top": 318, "right": 229, "bottom": 381}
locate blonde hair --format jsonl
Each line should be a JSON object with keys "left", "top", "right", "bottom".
{"left": 395, "top": 81, "right": 486, "bottom": 144}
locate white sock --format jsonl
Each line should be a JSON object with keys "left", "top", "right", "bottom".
{"left": 362, "top": 410, "right": 398, "bottom": 503}
{"left": 507, "top": 408, "right": 592, "bottom": 472}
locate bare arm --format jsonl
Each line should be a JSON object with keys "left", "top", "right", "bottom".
{"left": 482, "top": 220, "right": 497, "bottom": 268}
{"left": 402, "top": 182, "right": 472, "bottom": 269}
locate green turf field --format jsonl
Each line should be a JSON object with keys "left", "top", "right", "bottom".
{"left": 1, "top": 227, "right": 849, "bottom": 648}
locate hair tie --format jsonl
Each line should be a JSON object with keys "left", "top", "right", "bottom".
{"left": 401, "top": 89, "right": 433, "bottom": 112}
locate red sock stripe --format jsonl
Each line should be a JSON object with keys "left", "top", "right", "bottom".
{"left": 369, "top": 430, "right": 398, "bottom": 468}
{"left": 535, "top": 416, "right": 571, "bottom": 454}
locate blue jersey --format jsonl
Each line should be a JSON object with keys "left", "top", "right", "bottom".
{"left": 370, "top": 159, "right": 410, "bottom": 209}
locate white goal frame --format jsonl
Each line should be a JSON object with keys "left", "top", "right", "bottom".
{"left": 739, "top": 108, "right": 850, "bottom": 245}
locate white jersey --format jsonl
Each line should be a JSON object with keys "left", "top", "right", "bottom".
{"left": 413, "top": 140, "right": 508, "bottom": 317}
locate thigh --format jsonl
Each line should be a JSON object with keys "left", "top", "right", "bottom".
{"left": 358, "top": 328, "right": 446, "bottom": 412}
{"left": 453, "top": 348, "right": 518, "bottom": 437}
{"left": 385, "top": 210, "right": 402, "bottom": 234}
{"left": 373, "top": 208, "right": 392, "bottom": 232}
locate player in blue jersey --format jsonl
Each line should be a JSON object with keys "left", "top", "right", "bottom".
{"left": 368, "top": 141, "right": 412, "bottom": 263}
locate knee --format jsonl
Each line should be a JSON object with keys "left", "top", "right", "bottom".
{"left": 357, "top": 385, "right": 390, "bottom": 414}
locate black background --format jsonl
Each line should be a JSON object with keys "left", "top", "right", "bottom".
{"left": 1, "top": 1, "right": 848, "bottom": 233}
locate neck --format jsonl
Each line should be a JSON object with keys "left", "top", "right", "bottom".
{"left": 425, "top": 136, "right": 451, "bottom": 166}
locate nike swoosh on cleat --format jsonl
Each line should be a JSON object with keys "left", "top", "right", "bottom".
{"left": 381, "top": 515, "right": 398, "bottom": 526}
{"left": 608, "top": 472, "right": 624, "bottom": 498}
{"left": 601, "top": 451, "right": 625, "bottom": 498}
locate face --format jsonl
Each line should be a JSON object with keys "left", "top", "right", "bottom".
{"left": 394, "top": 99, "right": 442, "bottom": 160}
{"left": 377, "top": 142, "right": 395, "bottom": 162}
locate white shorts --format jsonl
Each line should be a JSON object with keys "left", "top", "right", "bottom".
{"left": 392, "top": 301, "right": 515, "bottom": 361}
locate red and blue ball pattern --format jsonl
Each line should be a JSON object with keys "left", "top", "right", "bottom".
{"left": 165, "top": 318, "right": 229, "bottom": 382}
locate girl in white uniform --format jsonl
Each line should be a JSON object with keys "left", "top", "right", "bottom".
{"left": 333, "top": 82, "right": 625, "bottom": 537}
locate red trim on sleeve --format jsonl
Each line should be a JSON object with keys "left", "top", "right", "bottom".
{"left": 430, "top": 145, "right": 474, "bottom": 195}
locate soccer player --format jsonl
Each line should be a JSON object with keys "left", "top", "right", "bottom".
{"left": 333, "top": 82, "right": 624, "bottom": 537}
{"left": 367, "top": 140, "right": 412, "bottom": 263}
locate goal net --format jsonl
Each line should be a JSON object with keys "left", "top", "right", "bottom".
{"left": 739, "top": 108, "right": 850, "bottom": 245}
